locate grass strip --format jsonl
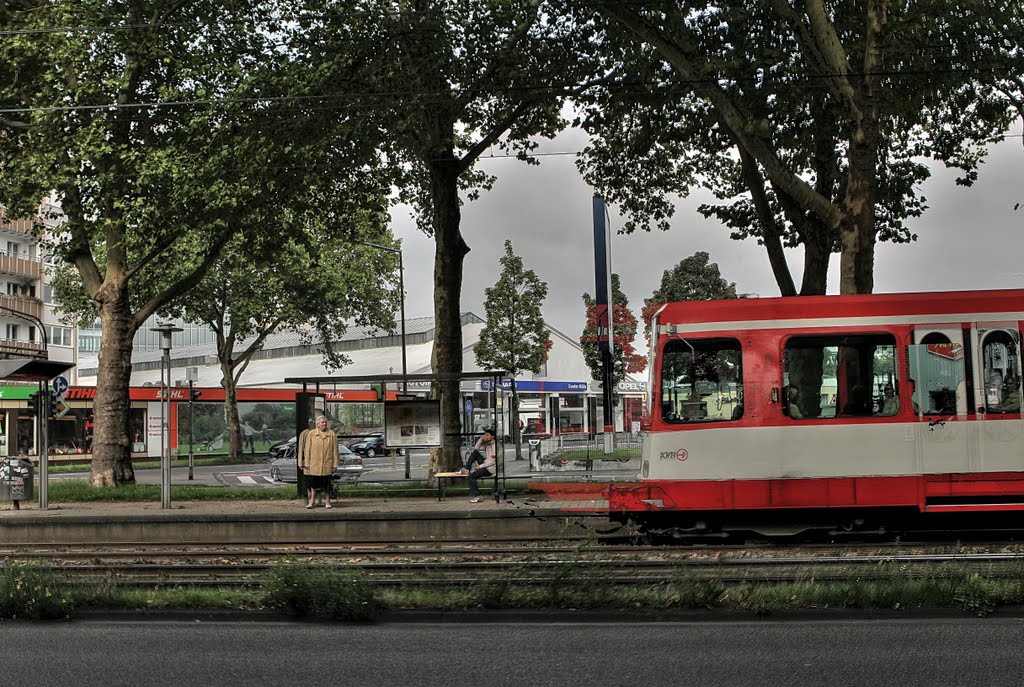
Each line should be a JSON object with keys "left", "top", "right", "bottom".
{"left": 3, "top": 559, "right": 1023, "bottom": 620}
{"left": 45, "top": 479, "right": 535, "bottom": 502}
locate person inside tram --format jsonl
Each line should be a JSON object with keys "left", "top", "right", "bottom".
{"left": 1000, "top": 375, "right": 1020, "bottom": 413}
{"left": 881, "top": 384, "right": 899, "bottom": 416}
{"left": 785, "top": 385, "right": 803, "bottom": 419}
{"left": 842, "top": 384, "right": 871, "bottom": 416}
{"left": 986, "top": 369, "right": 1004, "bottom": 410}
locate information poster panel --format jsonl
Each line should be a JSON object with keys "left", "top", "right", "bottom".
{"left": 385, "top": 400, "right": 442, "bottom": 448}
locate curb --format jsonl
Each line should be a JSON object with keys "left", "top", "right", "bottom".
{"left": 65, "top": 605, "right": 1024, "bottom": 624}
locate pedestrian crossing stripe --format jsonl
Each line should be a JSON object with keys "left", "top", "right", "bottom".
{"left": 221, "top": 471, "right": 278, "bottom": 486}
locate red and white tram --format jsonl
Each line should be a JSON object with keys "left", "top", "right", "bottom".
{"left": 608, "top": 289, "right": 1024, "bottom": 536}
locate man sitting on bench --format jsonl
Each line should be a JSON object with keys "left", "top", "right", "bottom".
{"left": 460, "top": 428, "right": 496, "bottom": 503}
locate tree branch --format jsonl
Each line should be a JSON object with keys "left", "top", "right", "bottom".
{"left": 133, "top": 227, "right": 232, "bottom": 326}
{"left": 0, "top": 118, "right": 31, "bottom": 130}
{"left": 598, "top": 1, "right": 842, "bottom": 228}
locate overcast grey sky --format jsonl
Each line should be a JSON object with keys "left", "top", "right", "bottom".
{"left": 391, "top": 125, "right": 1024, "bottom": 351}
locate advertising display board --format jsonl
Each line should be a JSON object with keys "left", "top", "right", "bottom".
{"left": 384, "top": 399, "right": 442, "bottom": 448}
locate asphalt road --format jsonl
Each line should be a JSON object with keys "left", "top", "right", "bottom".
{"left": 2, "top": 618, "right": 1021, "bottom": 686}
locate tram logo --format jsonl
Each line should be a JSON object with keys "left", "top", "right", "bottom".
{"left": 659, "top": 449, "right": 688, "bottom": 461}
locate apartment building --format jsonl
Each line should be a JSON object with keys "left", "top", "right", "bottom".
{"left": 0, "top": 205, "right": 78, "bottom": 455}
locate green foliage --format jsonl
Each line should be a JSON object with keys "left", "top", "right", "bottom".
{"left": 581, "top": 273, "right": 646, "bottom": 385}
{"left": 0, "top": 0, "right": 340, "bottom": 479}
{"left": 573, "top": 1, "right": 1024, "bottom": 294}
{"left": 475, "top": 240, "right": 551, "bottom": 377}
{"left": 0, "top": 561, "right": 71, "bottom": 620}
{"left": 954, "top": 573, "right": 999, "bottom": 617}
{"left": 262, "top": 561, "right": 378, "bottom": 621}
{"left": 649, "top": 252, "right": 738, "bottom": 303}
{"left": 642, "top": 251, "right": 737, "bottom": 341}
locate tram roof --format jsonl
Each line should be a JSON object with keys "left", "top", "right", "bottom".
{"left": 656, "top": 288, "right": 1024, "bottom": 326}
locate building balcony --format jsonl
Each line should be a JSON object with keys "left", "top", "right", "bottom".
{"left": 0, "top": 250, "right": 43, "bottom": 280}
{"left": 0, "top": 337, "right": 46, "bottom": 359}
{"left": 0, "top": 209, "right": 36, "bottom": 237}
{"left": 0, "top": 293, "right": 44, "bottom": 325}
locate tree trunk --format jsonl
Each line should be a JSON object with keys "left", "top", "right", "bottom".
{"left": 221, "top": 360, "right": 243, "bottom": 460}
{"left": 430, "top": 158, "right": 470, "bottom": 472}
{"left": 839, "top": 0, "right": 885, "bottom": 295}
{"left": 799, "top": 227, "right": 832, "bottom": 295}
{"left": 89, "top": 288, "right": 138, "bottom": 486}
{"left": 838, "top": 132, "right": 878, "bottom": 296}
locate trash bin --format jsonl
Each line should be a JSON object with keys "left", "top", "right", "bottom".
{"left": 0, "top": 457, "right": 34, "bottom": 509}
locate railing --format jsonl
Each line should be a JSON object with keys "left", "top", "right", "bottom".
{"left": 0, "top": 211, "right": 36, "bottom": 237}
{"left": 0, "top": 293, "right": 43, "bottom": 323}
{"left": 532, "top": 431, "right": 642, "bottom": 472}
{"left": 0, "top": 251, "right": 43, "bottom": 279}
{"left": 0, "top": 337, "right": 46, "bottom": 358}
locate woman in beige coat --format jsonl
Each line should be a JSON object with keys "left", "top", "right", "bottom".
{"left": 299, "top": 415, "right": 339, "bottom": 508}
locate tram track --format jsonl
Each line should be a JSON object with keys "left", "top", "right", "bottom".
{"left": 4, "top": 538, "right": 1024, "bottom": 589}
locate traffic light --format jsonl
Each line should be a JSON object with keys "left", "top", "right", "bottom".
{"left": 49, "top": 390, "right": 61, "bottom": 418}
{"left": 190, "top": 388, "right": 202, "bottom": 401}
{"left": 26, "top": 391, "right": 39, "bottom": 417}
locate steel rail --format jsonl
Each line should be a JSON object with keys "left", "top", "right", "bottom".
{"left": 16, "top": 550, "right": 1024, "bottom": 590}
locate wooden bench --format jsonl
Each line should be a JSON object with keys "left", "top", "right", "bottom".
{"left": 434, "top": 471, "right": 466, "bottom": 501}
{"left": 434, "top": 471, "right": 494, "bottom": 502}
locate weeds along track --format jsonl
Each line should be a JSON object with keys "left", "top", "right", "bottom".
{"left": 4, "top": 539, "right": 1024, "bottom": 588}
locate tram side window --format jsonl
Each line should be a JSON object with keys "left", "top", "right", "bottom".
{"left": 981, "top": 330, "right": 1021, "bottom": 414}
{"left": 907, "top": 341, "right": 965, "bottom": 415}
{"left": 660, "top": 338, "right": 743, "bottom": 423}
{"left": 783, "top": 334, "right": 899, "bottom": 420}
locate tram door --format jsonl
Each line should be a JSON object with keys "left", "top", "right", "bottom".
{"left": 909, "top": 328, "right": 973, "bottom": 474}
{"left": 973, "top": 323, "right": 1024, "bottom": 472}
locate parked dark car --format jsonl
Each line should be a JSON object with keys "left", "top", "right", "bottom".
{"left": 348, "top": 433, "right": 403, "bottom": 458}
{"left": 268, "top": 441, "right": 363, "bottom": 483}
{"left": 267, "top": 436, "right": 296, "bottom": 460}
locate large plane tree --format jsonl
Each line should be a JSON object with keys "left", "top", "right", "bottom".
{"left": 295, "top": 1, "right": 605, "bottom": 470}
{"left": 0, "top": 1, "right": 369, "bottom": 484}
{"left": 572, "top": 0, "right": 1024, "bottom": 296}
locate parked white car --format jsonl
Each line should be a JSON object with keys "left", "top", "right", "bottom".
{"left": 268, "top": 441, "right": 363, "bottom": 483}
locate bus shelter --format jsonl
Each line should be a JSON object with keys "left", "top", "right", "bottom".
{"left": 0, "top": 356, "right": 76, "bottom": 509}
{"left": 284, "top": 371, "right": 509, "bottom": 501}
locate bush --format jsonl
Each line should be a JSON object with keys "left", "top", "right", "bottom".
{"left": 0, "top": 560, "right": 71, "bottom": 620}
{"left": 262, "top": 561, "right": 378, "bottom": 621}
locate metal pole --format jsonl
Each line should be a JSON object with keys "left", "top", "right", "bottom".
{"left": 38, "top": 380, "right": 48, "bottom": 509}
{"left": 399, "top": 250, "right": 407, "bottom": 394}
{"left": 188, "top": 379, "right": 194, "bottom": 481}
{"left": 161, "top": 349, "right": 171, "bottom": 509}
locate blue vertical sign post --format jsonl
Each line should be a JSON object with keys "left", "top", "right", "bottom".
{"left": 464, "top": 397, "right": 474, "bottom": 434}
{"left": 593, "top": 196, "right": 615, "bottom": 443}
{"left": 52, "top": 375, "right": 68, "bottom": 400}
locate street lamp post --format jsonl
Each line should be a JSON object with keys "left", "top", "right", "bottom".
{"left": 150, "top": 323, "right": 182, "bottom": 509}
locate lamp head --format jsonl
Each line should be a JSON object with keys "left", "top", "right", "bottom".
{"left": 150, "top": 322, "right": 184, "bottom": 352}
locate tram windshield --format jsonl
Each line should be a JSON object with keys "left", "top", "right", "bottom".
{"left": 660, "top": 337, "right": 743, "bottom": 423}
